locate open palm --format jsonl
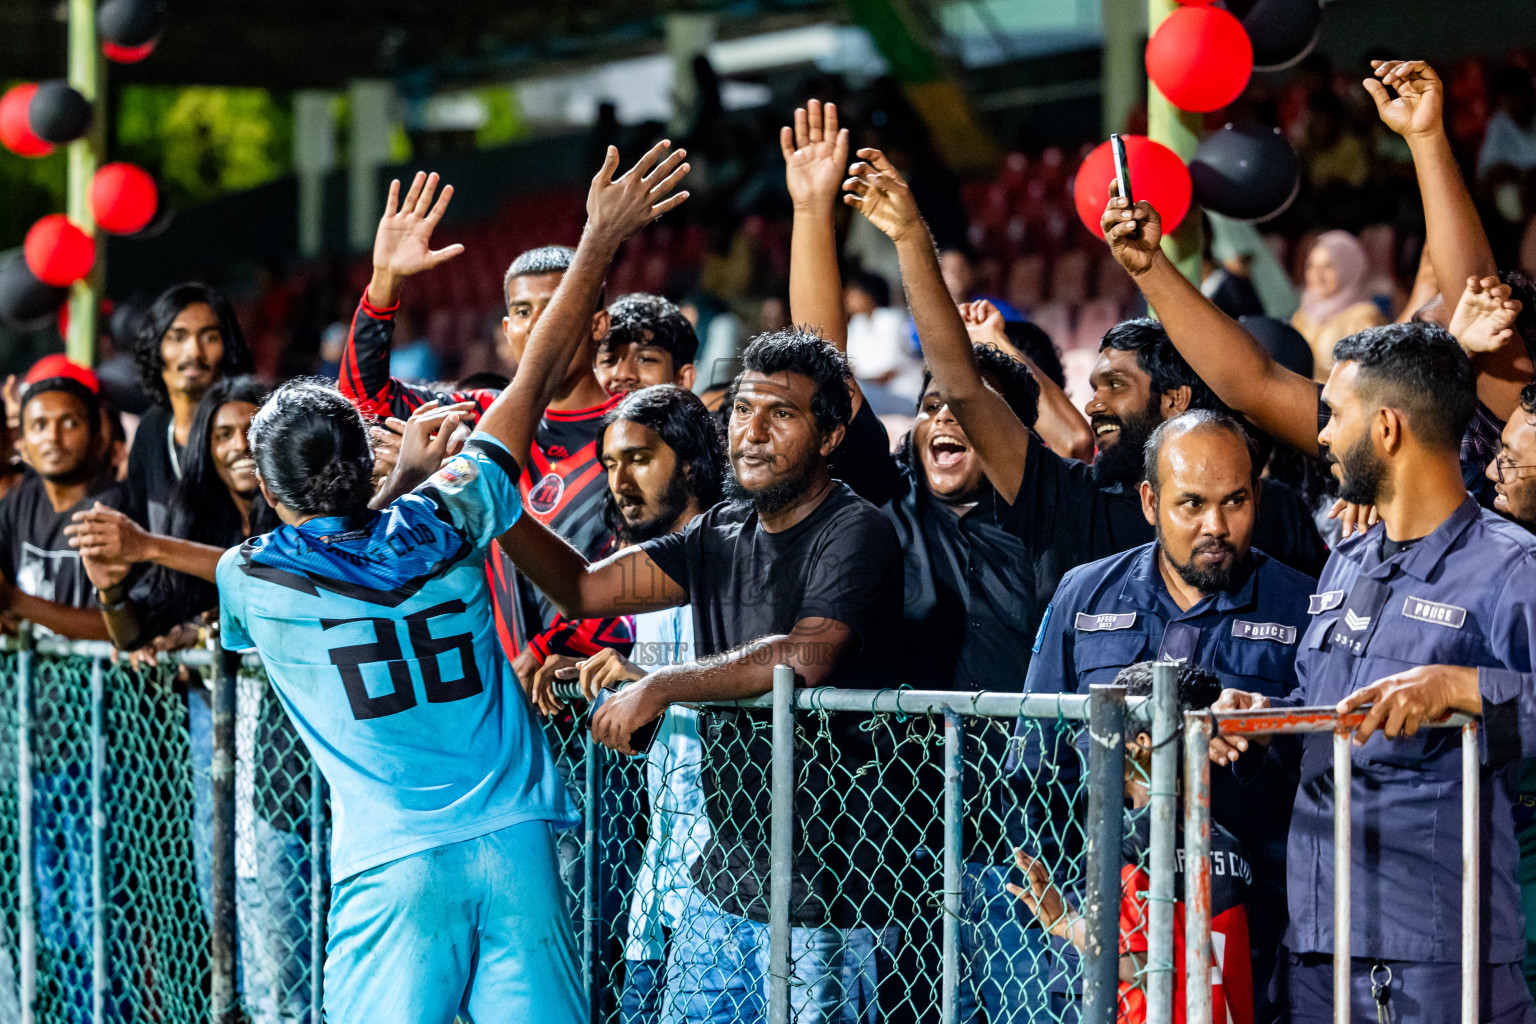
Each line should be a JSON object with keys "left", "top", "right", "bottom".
{"left": 1449, "top": 274, "right": 1523, "bottom": 354}
{"left": 781, "top": 99, "right": 849, "bottom": 209}
{"left": 1365, "top": 60, "right": 1443, "bottom": 140}
{"left": 373, "top": 171, "right": 463, "bottom": 280}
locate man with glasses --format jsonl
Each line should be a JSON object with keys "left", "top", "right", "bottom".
{"left": 1490, "top": 395, "right": 1536, "bottom": 532}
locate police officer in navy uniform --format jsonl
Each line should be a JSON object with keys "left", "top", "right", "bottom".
{"left": 1210, "top": 323, "right": 1536, "bottom": 1024}
{"left": 1020, "top": 408, "right": 1314, "bottom": 1022}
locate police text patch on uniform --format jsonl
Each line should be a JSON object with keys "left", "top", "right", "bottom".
{"left": 1402, "top": 596, "right": 1467, "bottom": 630}
{"left": 1075, "top": 612, "right": 1137, "bottom": 633}
{"left": 1231, "top": 621, "right": 1297, "bottom": 644}
{"left": 1308, "top": 590, "right": 1344, "bottom": 615}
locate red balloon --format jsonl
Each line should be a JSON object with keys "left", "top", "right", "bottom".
{"left": 1146, "top": 6, "right": 1254, "bottom": 113}
{"left": 1073, "top": 136, "right": 1192, "bottom": 240}
{"left": 1174, "top": 0, "right": 1217, "bottom": 4}
{"left": 0, "top": 84, "right": 53, "bottom": 158}
{"left": 91, "top": 163, "right": 159, "bottom": 235}
{"left": 103, "top": 39, "right": 158, "bottom": 64}
{"left": 24, "top": 215, "right": 96, "bottom": 287}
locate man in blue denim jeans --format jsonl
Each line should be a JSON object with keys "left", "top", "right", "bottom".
{"left": 500, "top": 329, "right": 906, "bottom": 1024}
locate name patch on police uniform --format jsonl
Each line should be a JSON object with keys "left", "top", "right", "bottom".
{"left": 1076, "top": 612, "right": 1137, "bottom": 632}
{"left": 1231, "top": 621, "right": 1297, "bottom": 644}
{"left": 1308, "top": 590, "right": 1344, "bottom": 615}
{"left": 1402, "top": 596, "right": 1467, "bottom": 630}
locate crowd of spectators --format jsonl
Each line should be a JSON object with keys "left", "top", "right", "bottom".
{"left": 9, "top": 49, "right": 1536, "bottom": 1024}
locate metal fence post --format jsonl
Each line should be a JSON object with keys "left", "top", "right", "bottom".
{"left": 1083, "top": 684, "right": 1126, "bottom": 1024}
{"left": 89, "top": 657, "right": 105, "bottom": 1024}
{"left": 941, "top": 708, "right": 964, "bottom": 1024}
{"left": 211, "top": 652, "right": 238, "bottom": 1024}
{"left": 583, "top": 732, "right": 602, "bottom": 1024}
{"left": 1462, "top": 722, "right": 1480, "bottom": 1024}
{"left": 309, "top": 760, "right": 327, "bottom": 1019}
{"left": 17, "top": 629, "right": 34, "bottom": 1024}
{"left": 1146, "top": 663, "right": 1177, "bottom": 1024}
{"left": 1332, "top": 728, "right": 1351, "bottom": 1024}
{"left": 1182, "top": 712, "right": 1212, "bottom": 1024}
{"left": 768, "top": 664, "right": 795, "bottom": 1024}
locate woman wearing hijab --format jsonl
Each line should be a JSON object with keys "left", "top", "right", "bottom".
{"left": 1290, "top": 230, "right": 1386, "bottom": 380}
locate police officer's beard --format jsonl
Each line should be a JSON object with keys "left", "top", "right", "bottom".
{"left": 1332, "top": 433, "right": 1387, "bottom": 506}
{"left": 1160, "top": 529, "right": 1247, "bottom": 594}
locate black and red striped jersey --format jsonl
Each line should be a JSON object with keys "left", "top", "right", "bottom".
{"left": 340, "top": 292, "right": 633, "bottom": 664}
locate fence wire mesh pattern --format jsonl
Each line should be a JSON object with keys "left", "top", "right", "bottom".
{"left": 1, "top": 642, "right": 1149, "bottom": 1024}
{"left": 0, "top": 646, "right": 210, "bottom": 1024}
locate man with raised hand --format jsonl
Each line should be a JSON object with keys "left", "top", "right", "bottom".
{"left": 341, "top": 169, "right": 643, "bottom": 696}
{"left": 218, "top": 142, "right": 689, "bottom": 1024}
{"left": 1199, "top": 322, "right": 1536, "bottom": 1024}
{"left": 1099, "top": 59, "right": 1536, "bottom": 513}
{"left": 785, "top": 107, "right": 1065, "bottom": 1021}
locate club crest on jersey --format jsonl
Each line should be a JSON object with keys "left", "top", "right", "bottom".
{"left": 1402, "top": 596, "right": 1467, "bottom": 629}
{"left": 429, "top": 455, "right": 478, "bottom": 494}
{"left": 1075, "top": 612, "right": 1136, "bottom": 632}
{"left": 527, "top": 471, "right": 565, "bottom": 516}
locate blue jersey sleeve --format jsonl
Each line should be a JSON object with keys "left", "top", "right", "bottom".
{"left": 410, "top": 433, "right": 524, "bottom": 554}
{"left": 216, "top": 546, "right": 254, "bottom": 651}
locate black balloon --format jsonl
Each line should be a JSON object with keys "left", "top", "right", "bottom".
{"left": 0, "top": 254, "right": 69, "bottom": 330}
{"left": 1190, "top": 124, "right": 1301, "bottom": 222}
{"left": 1241, "top": 0, "right": 1322, "bottom": 72}
{"left": 28, "top": 80, "right": 91, "bottom": 144}
{"left": 128, "top": 180, "right": 175, "bottom": 239}
{"left": 97, "top": 0, "right": 167, "bottom": 48}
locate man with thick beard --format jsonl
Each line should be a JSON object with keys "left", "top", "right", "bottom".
{"left": 1009, "top": 317, "right": 1328, "bottom": 602}
{"left": 519, "top": 384, "right": 726, "bottom": 1024}
{"left": 498, "top": 329, "right": 904, "bottom": 1023}
{"left": 1203, "top": 323, "right": 1536, "bottom": 1024}
{"left": 1020, "top": 410, "right": 1314, "bottom": 1023}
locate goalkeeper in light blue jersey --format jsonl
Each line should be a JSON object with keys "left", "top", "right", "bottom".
{"left": 217, "top": 143, "right": 692, "bottom": 1024}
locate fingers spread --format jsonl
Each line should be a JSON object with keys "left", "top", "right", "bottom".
{"left": 401, "top": 171, "right": 426, "bottom": 215}
{"left": 425, "top": 183, "right": 454, "bottom": 227}
{"left": 631, "top": 139, "right": 672, "bottom": 180}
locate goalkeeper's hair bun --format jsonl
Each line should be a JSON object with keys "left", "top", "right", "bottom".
{"left": 249, "top": 379, "right": 375, "bottom": 518}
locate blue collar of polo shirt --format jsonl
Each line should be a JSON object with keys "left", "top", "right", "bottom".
{"left": 293, "top": 512, "right": 379, "bottom": 545}
{"left": 1116, "top": 541, "right": 1260, "bottom": 620}
{"left": 1361, "top": 495, "right": 1480, "bottom": 582}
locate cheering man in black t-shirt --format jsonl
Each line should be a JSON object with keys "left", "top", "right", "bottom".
{"left": 501, "top": 321, "right": 903, "bottom": 1021}
{"left": 125, "top": 283, "right": 253, "bottom": 534}
{"left": 0, "top": 357, "right": 128, "bottom": 640}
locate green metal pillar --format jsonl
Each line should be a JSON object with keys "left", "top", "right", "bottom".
{"left": 1146, "top": 0, "right": 1201, "bottom": 284}
{"left": 66, "top": 0, "right": 103, "bottom": 366}
{"left": 842, "top": 0, "right": 998, "bottom": 173}
{"left": 1101, "top": 0, "right": 1143, "bottom": 138}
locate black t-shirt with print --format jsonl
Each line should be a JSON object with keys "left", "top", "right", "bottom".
{"left": 0, "top": 472, "right": 127, "bottom": 612}
{"left": 641, "top": 481, "right": 907, "bottom": 927}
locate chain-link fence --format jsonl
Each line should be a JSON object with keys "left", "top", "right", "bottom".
{"left": 1, "top": 638, "right": 1147, "bottom": 1024}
